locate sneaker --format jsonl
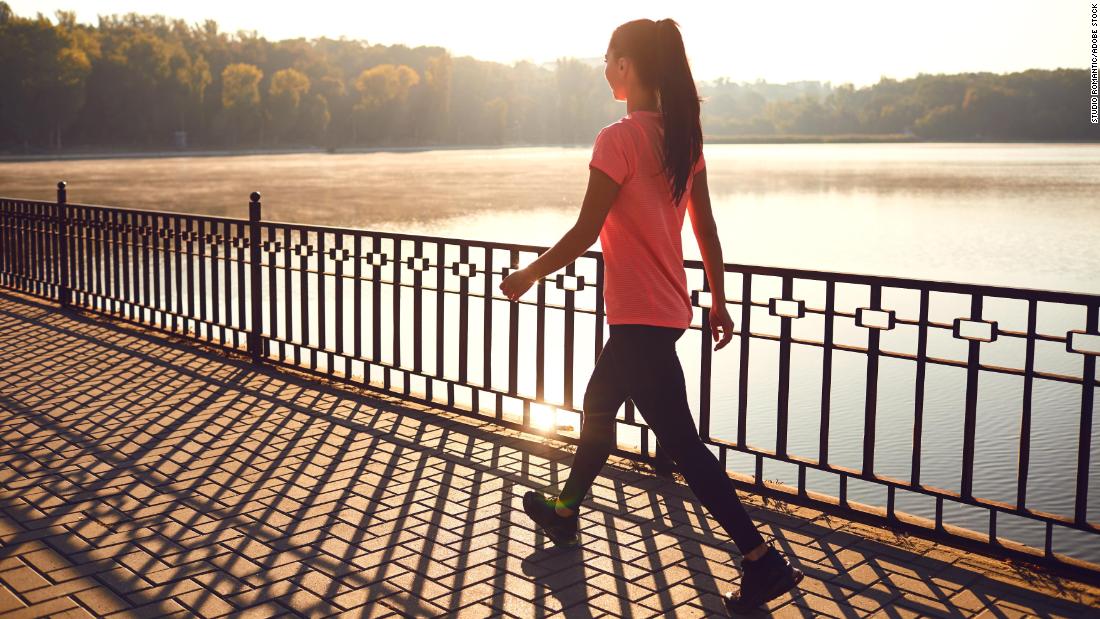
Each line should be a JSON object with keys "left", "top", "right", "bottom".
{"left": 522, "top": 491, "right": 580, "bottom": 548}
{"left": 723, "top": 546, "right": 804, "bottom": 614}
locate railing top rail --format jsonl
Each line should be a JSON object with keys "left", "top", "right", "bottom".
{"left": 707, "top": 261, "right": 1100, "bottom": 305}
{"left": 3, "top": 195, "right": 1098, "bottom": 305}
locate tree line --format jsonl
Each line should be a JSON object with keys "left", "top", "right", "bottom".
{"left": 0, "top": 3, "right": 1093, "bottom": 154}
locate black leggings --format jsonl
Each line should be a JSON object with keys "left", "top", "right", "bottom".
{"left": 558, "top": 323, "right": 766, "bottom": 554}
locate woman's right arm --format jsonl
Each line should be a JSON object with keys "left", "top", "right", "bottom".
{"left": 687, "top": 169, "right": 735, "bottom": 350}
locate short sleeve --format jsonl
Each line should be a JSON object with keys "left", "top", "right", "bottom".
{"left": 589, "top": 125, "right": 631, "bottom": 185}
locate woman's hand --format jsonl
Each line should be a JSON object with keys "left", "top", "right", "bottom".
{"left": 500, "top": 267, "right": 537, "bottom": 302}
{"left": 709, "top": 304, "right": 735, "bottom": 351}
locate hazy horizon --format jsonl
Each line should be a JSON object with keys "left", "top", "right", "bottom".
{"left": 7, "top": 0, "right": 1089, "bottom": 88}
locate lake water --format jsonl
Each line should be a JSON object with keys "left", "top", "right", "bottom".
{"left": 2, "top": 143, "right": 1099, "bottom": 563}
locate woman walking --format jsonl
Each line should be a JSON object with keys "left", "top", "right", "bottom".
{"left": 498, "top": 18, "right": 803, "bottom": 614}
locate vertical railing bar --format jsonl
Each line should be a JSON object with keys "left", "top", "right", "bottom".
{"left": 911, "top": 287, "right": 929, "bottom": 486}
{"left": 150, "top": 214, "right": 162, "bottom": 329}
{"left": 21, "top": 201, "right": 30, "bottom": 292}
{"left": 433, "top": 241, "right": 444, "bottom": 397}
{"left": 181, "top": 216, "right": 192, "bottom": 334}
{"left": 508, "top": 249, "right": 520, "bottom": 402}
{"left": 13, "top": 201, "right": 21, "bottom": 290}
{"left": 21, "top": 201, "right": 30, "bottom": 293}
{"left": 137, "top": 212, "right": 147, "bottom": 322}
{"left": 222, "top": 220, "right": 233, "bottom": 345}
{"left": 32, "top": 202, "right": 41, "bottom": 296}
{"left": 595, "top": 253, "right": 605, "bottom": 361}
{"left": 1074, "top": 303, "right": 1098, "bottom": 525}
{"left": 563, "top": 262, "right": 576, "bottom": 411}
{"left": 235, "top": 221, "right": 246, "bottom": 349}
{"left": 43, "top": 202, "right": 51, "bottom": 296}
{"left": 166, "top": 216, "right": 176, "bottom": 329}
{"left": 12, "top": 201, "right": 20, "bottom": 291}
{"left": 248, "top": 193, "right": 263, "bottom": 364}
{"left": 737, "top": 273, "right": 752, "bottom": 447}
{"left": 93, "top": 206, "right": 102, "bottom": 307}
{"left": 318, "top": 230, "right": 327, "bottom": 373}
{"left": 42, "top": 201, "right": 50, "bottom": 296}
{"left": 862, "top": 283, "right": 882, "bottom": 478}
{"left": 458, "top": 244, "right": 470, "bottom": 386}
{"left": 0, "top": 200, "right": 8, "bottom": 288}
{"left": 353, "top": 233, "right": 362, "bottom": 369}
{"left": 820, "top": 279, "right": 835, "bottom": 465}
{"left": 375, "top": 235, "right": 385, "bottom": 369}
{"left": 110, "top": 208, "right": 121, "bottom": 315}
{"left": 21, "top": 201, "right": 29, "bottom": 293}
{"left": 177, "top": 216, "right": 188, "bottom": 333}
{"left": 300, "top": 229, "right": 312, "bottom": 369}
{"left": 483, "top": 247, "right": 494, "bottom": 416}
{"left": 49, "top": 201, "right": 57, "bottom": 299}
{"left": 776, "top": 275, "right": 793, "bottom": 456}
{"left": 140, "top": 212, "right": 150, "bottom": 322}
{"left": 69, "top": 205, "right": 81, "bottom": 304}
{"left": 281, "top": 226, "right": 293, "bottom": 361}
{"left": 210, "top": 221, "right": 222, "bottom": 341}
{"left": 392, "top": 238, "right": 404, "bottom": 393}
{"left": 265, "top": 224, "right": 278, "bottom": 360}
{"left": 698, "top": 271, "right": 713, "bottom": 440}
{"left": 1016, "top": 298, "right": 1037, "bottom": 510}
{"left": 960, "top": 293, "right": 983, "bottom": 499}
{"left": 121, "top": 210, "right": 132, "bottom": 320}
{"left": 32, "top": 201, "right": 40, "bottom": 295}
{"left": 335, "top": 232, "right": 346, "bottom": 374}
{"left": 197, "top": 219, "right": 209, "bottom": 338}
{"left": 534, "top": 260, "right": 545, "bottom": 403}
{"left": 5, "top": 200, "right": 14, "bottom": 288}
{"left": 412, "top": 239, "right": 423, "bottom": 375}
{"left": 56, "top": 182, "right": 69, "bottom": 307}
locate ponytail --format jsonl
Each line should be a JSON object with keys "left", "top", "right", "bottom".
{"left": 610, "top": 19, "right": 703, "bottom": 206}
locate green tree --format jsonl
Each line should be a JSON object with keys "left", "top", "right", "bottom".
{"left": 221, "top": 62, "right": 263, "bottom": 145}
{"left": 352, "top": 63, "right": 420, "bottom": 143}
{"left": 267, "top": 67, "right": 310, "bottom": 143}
{"left": 0, "top": 9, "right": 95, "bottom": 151}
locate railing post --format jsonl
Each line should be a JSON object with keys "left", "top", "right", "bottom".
{"left": 56, "top": 181, "right": 69, "bottom": 308}
{"left": 248, "top": 191, "right": 263, "bottom": 364}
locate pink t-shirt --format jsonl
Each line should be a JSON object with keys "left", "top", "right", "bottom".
{"left": 588, "top": 110, "right": 705, "bottom": 329}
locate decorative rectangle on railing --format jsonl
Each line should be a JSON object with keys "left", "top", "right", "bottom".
{"left": 768, "top": 297, "right": 805, "bottom": 319}
{"left": 1067, "top": 330, "right": 1100, "bottom": 356}
{"left": 855, "top": 306, "right": 896, "bottom": 330}
{"left": 555, "top": 273, "right": 585, "bottom": 291}
{"left": 952, "top": 317, "right": 998, "bottom": 342}
{"left": 691, "top": 289, "right": 713, "bottom": 308}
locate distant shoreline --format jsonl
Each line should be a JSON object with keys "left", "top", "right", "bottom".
{"left": 2, "top": 135, "right": 1097, "bottom": 163}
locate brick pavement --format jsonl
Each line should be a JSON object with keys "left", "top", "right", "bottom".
{"left": 0, "top": 288, "right": 1097, "bottom": 618}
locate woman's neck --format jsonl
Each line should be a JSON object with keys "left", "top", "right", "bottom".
{"left": 626, "top": 88, "right": 660, "bottom": 114}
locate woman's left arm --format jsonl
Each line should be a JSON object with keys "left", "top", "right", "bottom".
{"left": 499, "top": 168, "right": 620, "bottom": 301}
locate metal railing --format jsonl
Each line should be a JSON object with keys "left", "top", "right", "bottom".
{"left": 2, "top": 182, "right": 1098, "bottom": 578}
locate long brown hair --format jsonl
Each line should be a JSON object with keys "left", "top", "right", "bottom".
{"left": 609, "top": 18, "right": 703, "bottom": 206}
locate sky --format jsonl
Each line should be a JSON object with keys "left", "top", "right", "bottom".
{"left": 8, "top": 0, "right": 1091, "bottom": 87}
